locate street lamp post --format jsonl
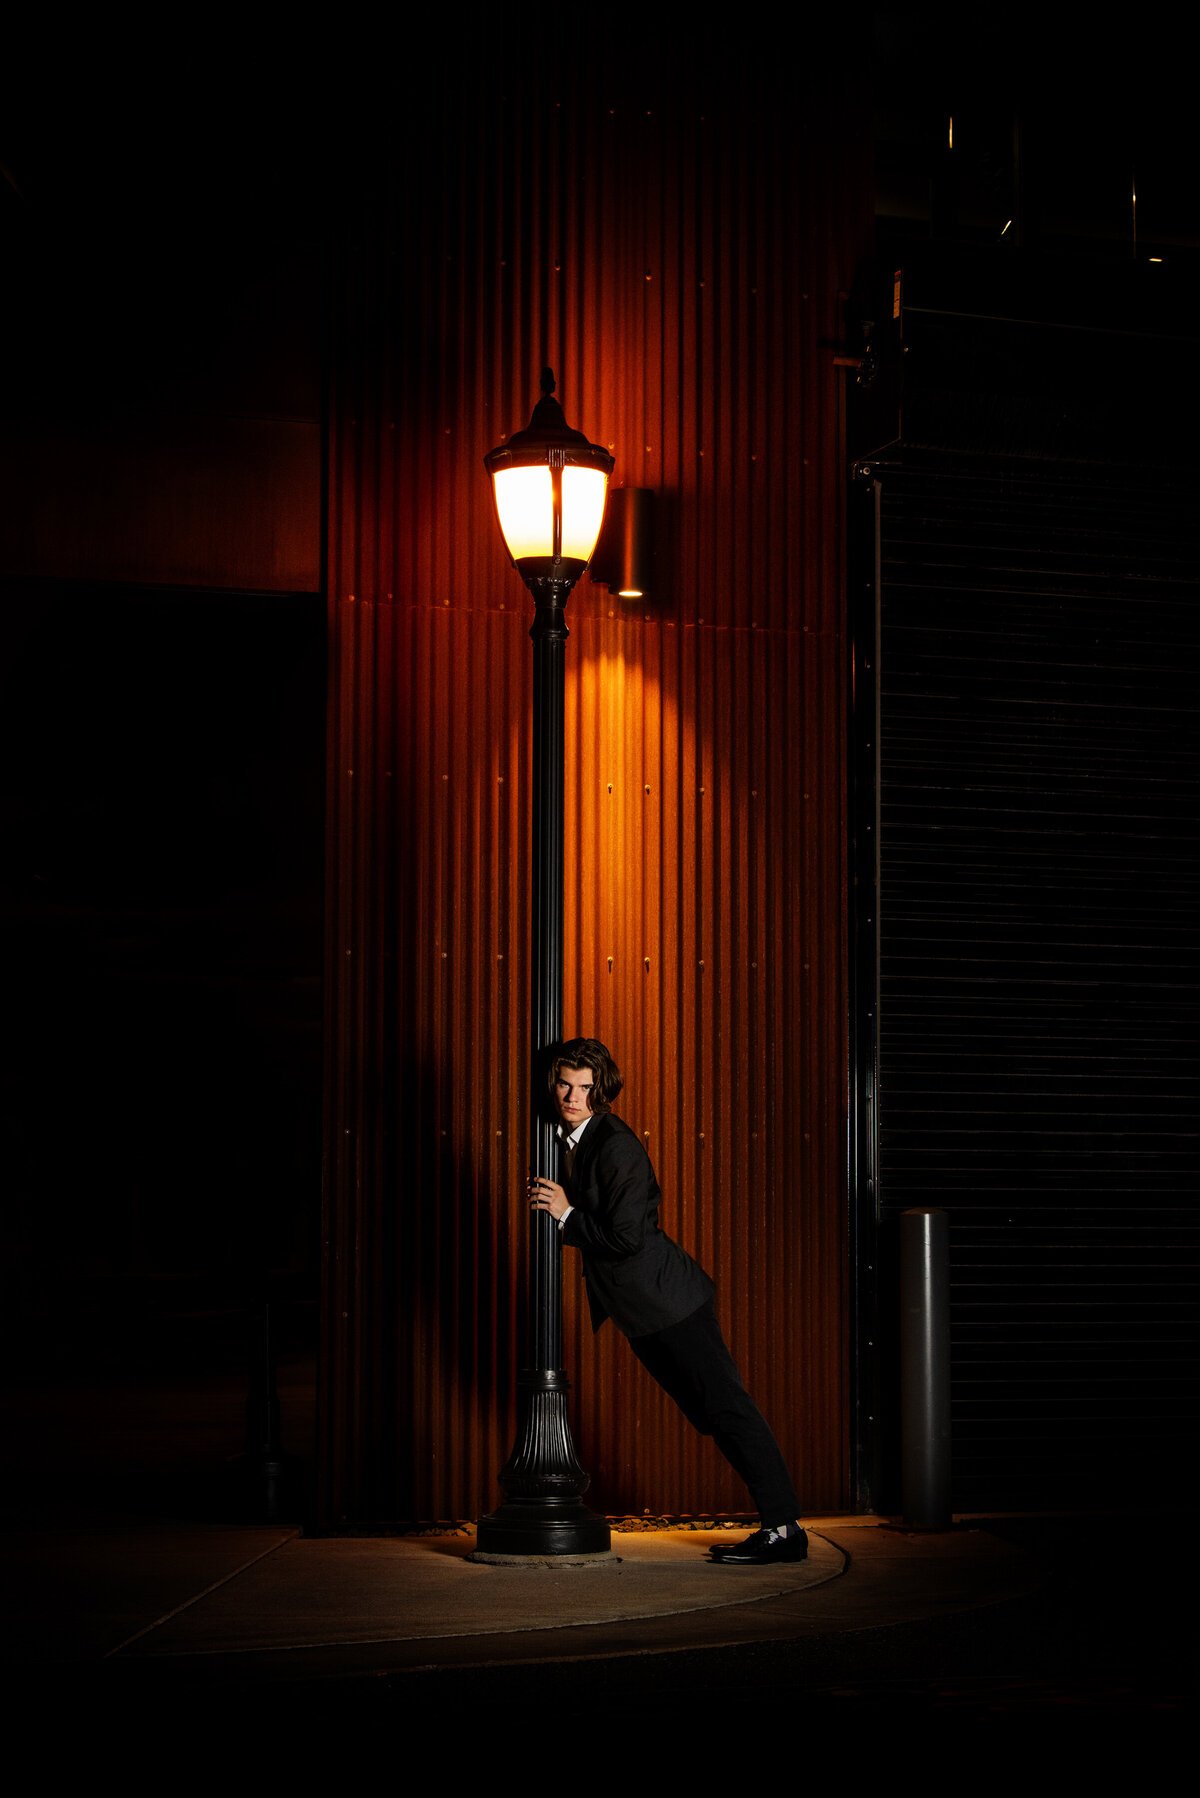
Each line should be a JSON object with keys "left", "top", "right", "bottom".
{"left": 475, "top": 369, "right": 613, "bottom": 1558}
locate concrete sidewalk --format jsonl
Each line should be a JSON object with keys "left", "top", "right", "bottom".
{"left": 8, "top": 1516, "right": 1044, "bottom": 1688}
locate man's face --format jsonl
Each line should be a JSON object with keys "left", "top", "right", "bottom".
{"left": 554, "top": 1066, "right": 594, "bottom": 1129}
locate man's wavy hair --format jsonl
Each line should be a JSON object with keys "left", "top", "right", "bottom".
{"left": 547, "top": 1038, "right": 624, "bottom": 1115}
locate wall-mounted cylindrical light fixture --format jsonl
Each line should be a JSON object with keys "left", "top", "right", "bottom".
{"left": 484, "top": 368, "right": 614, "bottom": 609}
{"left": 590, "top": 487, "right": 655, "bottom": 600}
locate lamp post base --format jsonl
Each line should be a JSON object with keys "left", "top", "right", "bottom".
{"left": 476, "top": 1366, "right": 612, "bottom": 1558}
{"left": 474, "top": 1373, "right": 615, "bottom": 1560}
{"left": 474, "top": 1498, "right": 612, "bottom": 1558}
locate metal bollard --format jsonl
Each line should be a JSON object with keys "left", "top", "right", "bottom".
{"left": 900, "top": 1207, "right": 952, "bottom": 1530}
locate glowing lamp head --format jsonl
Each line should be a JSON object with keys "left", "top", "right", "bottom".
{"left": 484, "top": 369, "right": 614, "bottom": 604}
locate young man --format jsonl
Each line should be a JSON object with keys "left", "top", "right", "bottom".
{"left": 528, "top": 1036, "right": 807, "bottom": 1565}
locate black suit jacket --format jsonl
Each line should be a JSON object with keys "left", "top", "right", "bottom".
{"left": 561, "top": 1112, "right": 713, "bottom": 1337}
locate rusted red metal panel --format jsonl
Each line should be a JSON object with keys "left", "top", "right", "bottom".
{"left": 320, "top": 40, "right": 870, "bottom": 1525}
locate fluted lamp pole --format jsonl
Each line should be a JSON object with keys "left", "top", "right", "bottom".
{"left": 475, "top": 369, "right": 614, "bottom": 1558}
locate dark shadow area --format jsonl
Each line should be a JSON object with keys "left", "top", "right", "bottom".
{"left": 849, "top": 11, "right": 1200, "bottom": 1520}
{"left": 1, "top": 581, "right": 325, "bottom": 1529}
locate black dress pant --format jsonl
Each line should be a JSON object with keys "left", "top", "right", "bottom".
{"left": 627, "top": 1300, "right": 800, "bottom": 1528}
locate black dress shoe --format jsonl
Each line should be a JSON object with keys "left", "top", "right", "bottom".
{"left": 710, "top": 1525, "right": 808, "bottom": 1565}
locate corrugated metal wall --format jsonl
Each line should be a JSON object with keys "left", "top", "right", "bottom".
{"left": 319, "top": 37, "right": 870, "bottom": 1525}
